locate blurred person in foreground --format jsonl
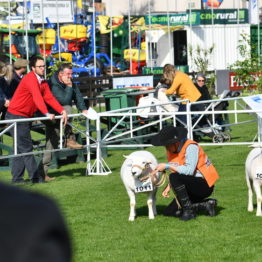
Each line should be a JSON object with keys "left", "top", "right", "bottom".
{"left": 5, "top": 55, "right": 67, "bottom": 184}
{"left": 151, "top": 126, "right": 219, "bottom": 221}
{"left": 0, "top": 181, "right": 71, "bottom": 262}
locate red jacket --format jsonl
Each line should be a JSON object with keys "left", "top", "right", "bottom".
{"left": 8, "top": 72, "right": 64, "bottom": 117}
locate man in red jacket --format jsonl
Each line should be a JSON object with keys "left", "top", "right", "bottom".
{"left": 6, "top": 56, "right": 67, "bottom": 184}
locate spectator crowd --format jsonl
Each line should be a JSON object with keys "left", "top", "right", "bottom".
{"left": 0, "top": 56, "right": 88, "bottom": 184}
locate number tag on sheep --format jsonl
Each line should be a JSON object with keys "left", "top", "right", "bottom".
{"left": 135, "top": 178, "right": 153, "bottom": 193}
{"left": 256, "top": 173, "right": 262, "bottom": 180}
{"left": 120, "top": 150, "right": 163, "bottom": 221}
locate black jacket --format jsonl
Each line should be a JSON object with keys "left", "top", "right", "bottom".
{"left": 0, "top": 182, "right": 71, "bottom": 262}
{"left": 0, "top": 77, "right": 8, "bottom": 99}
{"left": 195, "top": 83, "right": 211, "bottom": 102}
{"left": 48, "top": 72, "right": 88, "bottom": 113}
{"left": 9, "top": 71, "right": 22, "bottom": 98}
{"left": 0, "top": 84, "right": 6, "bottom": 108}
{"left": 0, "top": 71, "right": 22, "bottom": 100}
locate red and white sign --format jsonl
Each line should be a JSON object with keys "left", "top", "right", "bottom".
{"left": 229, "top": 72, "right": 260, "bottom": 91}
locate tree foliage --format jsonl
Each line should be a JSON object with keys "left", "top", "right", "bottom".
{"left": 188, "top": 44, "right": 216, "bottom": 95}
{"left": 188, "top": 44, "right": 214, "bottom": 75}
{"left": 229, "top": 33, "right": 262, "bottom": 92}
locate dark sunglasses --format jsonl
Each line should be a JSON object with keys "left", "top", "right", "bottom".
{"left": 197, "top": 79, "right": 205, "bottom": 82}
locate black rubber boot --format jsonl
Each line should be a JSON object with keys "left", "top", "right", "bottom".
{"left": 163, "top": 198, "right": 182, "bottom": 217}
{"left": 174, "top": 185, "right": 196, "bottom": 221}
{"left": 192, "top": 199, "right": 217, "bottom": 216}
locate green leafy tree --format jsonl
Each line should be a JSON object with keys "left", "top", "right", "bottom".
{"left": 46, "top": 60, "right": 70, "bottom": 79}
{"left": 229, "top": 33, "right": 262, "bottom": 93}
{"left": 188, "top": 44, "right": 214, "bottom": 74}
{"left": 188, "top": 44, "right": 216, "bottom": 95}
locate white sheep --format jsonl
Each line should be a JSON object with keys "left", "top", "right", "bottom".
{"left": 120, "top": 150, "right": 160, "bottom": 221}
{"left": 245, "top": 144, "right": 262, "bottom": 216}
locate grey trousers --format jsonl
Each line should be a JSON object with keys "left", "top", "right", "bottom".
{"left": 40, "top": 106, "right": 73, "bottom": 175}
{"left": 6, "top": 112, "right": 40, "bottom": 183}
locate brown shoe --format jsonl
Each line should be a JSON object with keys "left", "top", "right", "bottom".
{"left": 44, "top": 175, "right": 55, "bottom": 181}
{"left": 66, "top": 137, "right": 84, "bottom": 149}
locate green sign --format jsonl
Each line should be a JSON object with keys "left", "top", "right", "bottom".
{"left": 145, "top": 13, "right": 200, "bottom": 26}
{"left": 145, "top": 9, "right": 248, "bottom": 26}
{"left": 199, "top": 9, "right": 248, "bottom": 24}
{"left": 142, "top": 67, "right": 163, "bottom": 75}
{"left": 142, "top": 66, "right": 188, "bottom": 75}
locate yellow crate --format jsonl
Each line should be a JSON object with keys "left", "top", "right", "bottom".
{"left": 36, "top": 28, "right": 56, "bottom": 45}
{"left": 141, "top": 42, "right": 146, "bottom": 50}
{"left": 52, "top": 52, "right": 73, "bottom": 63}
{"left": 123, "top": 48, "right": 146, "bottom": 62}
{"left": 60, "top": 25, "right": 87, "bottom": 40}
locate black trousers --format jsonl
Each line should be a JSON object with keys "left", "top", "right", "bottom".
{"left": 164, "top": 172, "right": 214, "bottom": 216}
{"left": 6, "top": 112, "right": 40, "bottom": 183}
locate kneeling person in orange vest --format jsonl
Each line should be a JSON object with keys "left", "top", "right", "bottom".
{"left": 151, "top": 126, "right": 219, "bottom": 221}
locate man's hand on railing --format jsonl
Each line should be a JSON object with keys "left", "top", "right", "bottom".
{"left": 4, "top": 99, "right": 10, "bottom": 107}
{"left": 48, "top": 113, "right": 55, "bottom": 120}
{"left": 61, "top": 110, "right": 68, "bottom": 126}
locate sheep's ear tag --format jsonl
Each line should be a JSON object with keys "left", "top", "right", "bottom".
{"left": 123, "top": 155, "right": 132, "bottom": 167}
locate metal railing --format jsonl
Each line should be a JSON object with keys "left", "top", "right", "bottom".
{"left": 1, "top": 96, "right": 261, "bottom": 176}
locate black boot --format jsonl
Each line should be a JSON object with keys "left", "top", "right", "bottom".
{"left": 193, "top": 199, "right": 217, "bottom": 216}
{"left": 174, "top": 185, "right": 196, "bottom": 221}
{"left": 163, "top": 198, "right": 182, "bottom": 217}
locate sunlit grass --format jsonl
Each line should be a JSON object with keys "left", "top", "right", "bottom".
{"left": 0, "top": 101, "right": 261, "bottom": 262}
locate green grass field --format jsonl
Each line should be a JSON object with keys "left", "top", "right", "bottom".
{"left": 0, "top": 109, "right": 261, "bottom": 262}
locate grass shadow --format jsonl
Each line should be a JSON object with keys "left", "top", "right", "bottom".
{"left": 135, "top": 205, "right": 170, "bottom": 217}
{"left": 136, "top": 204, "right": 225, "bottom": 217}
{"left": 49, "top": 167, "right": 88, "bottom": 178}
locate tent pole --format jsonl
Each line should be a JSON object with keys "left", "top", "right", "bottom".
{"left": 93, "top": 0, "right": 97, "bottom": 76}
{"left": 166, "top": 0, "right": 172, "bottom": 64}
{"left": 8, "top": 0, "right": 12, "bottom": 64}
{"left": 110, "top": 0, "right": 113, "bottom": 75}
{"left": 128, "top": 0, "right": 132, "bottom": 74}
{"left": 56, "top": 0, "right": 61, "bottom": 61}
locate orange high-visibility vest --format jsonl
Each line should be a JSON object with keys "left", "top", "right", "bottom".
{"left": 167, "top": 140, "right": 219, "bottom": 187}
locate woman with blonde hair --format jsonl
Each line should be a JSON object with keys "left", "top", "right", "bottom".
{"left": 0, "top": 62, "right": 13, "bottom": 92}
{"left": 0, "top": 62, "right": 12, "bottom": 118}
{"left": 161, "top": 64, "right": 201, "bottom": 123}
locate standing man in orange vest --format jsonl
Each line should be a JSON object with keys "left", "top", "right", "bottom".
{"left": 151, "top": 126, "right": 219, "bottom": 221}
